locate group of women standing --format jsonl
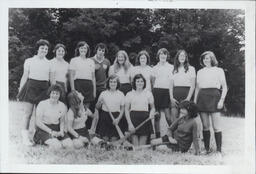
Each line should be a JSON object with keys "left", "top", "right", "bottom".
{"left": 17, "top": 39, "right": 227, "bottom": 155}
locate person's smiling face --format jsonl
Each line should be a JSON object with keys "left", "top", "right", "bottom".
{"left": 203, "top": 54, "right": 212, "bottom": 67}
{"left": 139, "top": 54, "right": 147, "bottom": 66}
{"left": 37, "top": 45, "right": 48, "bottom": 57}
{"left": 56, "top": 47, "right": 65, "bottom": 59}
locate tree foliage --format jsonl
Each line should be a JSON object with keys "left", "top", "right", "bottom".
{"left": 8, "top": 8, "right": 245, "bottom": 115}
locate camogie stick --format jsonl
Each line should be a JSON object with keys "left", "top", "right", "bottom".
{"left": 111, "top": 114, "right": 155, "bottom": 145}
{"left": 101, "top": 98, "right": 125, "bottom": 139}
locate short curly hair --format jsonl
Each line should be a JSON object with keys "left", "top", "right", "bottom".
{"left": 47, "top": 84, "right": 63, "bottom": 98}
{"left": 178, "top": 100, "right": 198, "bottom": 118}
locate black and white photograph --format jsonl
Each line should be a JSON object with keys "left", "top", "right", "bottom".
{"left": 0, "top": 0, "right": 255, "bottom": 173}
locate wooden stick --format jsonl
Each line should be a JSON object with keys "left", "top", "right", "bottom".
{"left": 101, "top": 98, "right": 124, "bottom": 139}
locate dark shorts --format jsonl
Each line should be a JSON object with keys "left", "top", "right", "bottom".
{"left": 119, "top": 83, "right": 132, "bottom": 95}
{"left": 68, "top": 127, "right": 90, "bottom": 140}
{"left": 152, "top": 88, "right": 170, "bottom": 110}
{"left": 75, "top": 79, "right": 94, "bottom": 103}
{"left": 130, "top": 111, "right": 153, "bottom": 136}
{"left": 17, "top": 79, "right": 49, "bottom": 105}
{"left": 97, "top": 110, "right": 120, "bottom": 138}
{"left": 33, "top": 124, "right": 68, "bottom": 145}
{"left": 197, "top": 88, "right": 222, "bottom": 112}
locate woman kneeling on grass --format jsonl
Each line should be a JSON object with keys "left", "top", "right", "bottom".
{"left": 33, "top": 84, "right": 72, "bottom": 149}
{"left": 66, "top": 91, "right": 94, "bottom": 148}
{"left": 151, "top": 100, "right": 200, "bottom": 155}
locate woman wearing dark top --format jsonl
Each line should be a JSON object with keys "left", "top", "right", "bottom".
{"left": 151, "top": 100, "right": 200, "bottom": 155}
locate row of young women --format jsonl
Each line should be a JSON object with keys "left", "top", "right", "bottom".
{"left": 17, "top": 39, "right": 227, "bottom": 155}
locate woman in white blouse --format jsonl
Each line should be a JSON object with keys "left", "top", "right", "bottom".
{"left": 194, "top": 51, "right": 227, "bottom": 154}
{"left": 152, "top": 48, "right": 173, "bottom": 138}
{"left": 49, "top": 43, "right": 69, "bottom": 104}
{"left": 17, "top": 39, "right": 51, "bottom": 146}
{"left": 95, "top": 75, "right": 125, "bottom": 141}
{"left": 69, "top": 41, "right": 96, "bottom": 109}
{"left": 33, "top": 84, "right": 72, "bottom": 149}
{"left": 125, "top": 74, "right": 155, "bottom": 146}
{"left": 131, "top": 50, "right": 153, "bottom": 91}
{"left": 108, "top": 50, "right": 133, "bottom": 95}
{"left": 170, "top": 50, "right": 196, "bottom": 121}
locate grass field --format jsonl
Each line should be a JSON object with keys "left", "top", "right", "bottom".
{"left": 8, "top": 101, "right": 245, "bottom": 165}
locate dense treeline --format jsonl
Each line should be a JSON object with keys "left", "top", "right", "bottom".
{"left": 9, "top": 8, "right": 245, "bottom": 116}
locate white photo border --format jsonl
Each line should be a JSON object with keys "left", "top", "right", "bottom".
{"left": 0, "top": 0, "right": 255, "bottom": 173}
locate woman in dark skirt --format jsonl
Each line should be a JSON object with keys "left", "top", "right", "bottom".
{"left": 194, "top": 51, "right": 227, "bottom": 154}
{"left": 49, "top": 43, "right": 69, "bottom": 105}
{"left": 69, "top": 41, "right": 96, "bottom": 108}
{"left": 151, "top": 101, "right": 200, "bottom": 155}
{"left": 33, "top": 84, "right": 73, "bottom": 148}
{"left": 95, "top": 75, "right": 125, "bottom": 141}
{"left": 125, "top": 74, "right": 156, "bottom": 146}
{"left": 17, "top": 39, "right": 51, "bottom": 146}
{"left": 66, "top": 91, "right": 95, "bottom": 148}
{"left": 152, "top": 48, "right": 174, "bottom": 138}
{"left": 170, "top": 50, "right": 196, "bottom": 121}
{"left": 108, "top": 50, "right": 133, "bottom": 95}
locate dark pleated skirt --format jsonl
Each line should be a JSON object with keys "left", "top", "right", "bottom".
{"left": 173, "top": 86, "right": 190, "bottom": 102}
{"left": 119, "top": 83, "right": 132, "bottom": 95}
{"left": 74, "top": 79, "right": 94, "bottom": 103}
{"left": 97, "top": 110, "right": 120, "bottom": 138}
{"left": 68, "top": 127, "right": 90, "bottom": 140}
{"left": 130, "top": 111, "right": 153, "bottom": 136}
{"left": 152, "top": 88, "right": 170, "bottom": 110}
{"left": 33, "top": 123, "right": 68, "bottom": 145}
{"left": 197, "top": 88, "right": 222, "bottom": 112}
{"left": 17, "top": 79, "right": 49, "bottom": 105}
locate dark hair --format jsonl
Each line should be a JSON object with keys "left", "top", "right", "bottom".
{"left": 67, "top": 91, "right": 81, "bottom": 118}
{"left": 179, "top": 101, "right": 198, "bottom": 118}
{"left": 47, "top": 84, "right": 63, "bottom": 98}
{"left": 94, "top": 43, "right": 108, "bottom": 54}
{"left": 199, "top": 51, "right": 218, "bottom": 67}
{"left": 173, "top": 50, "right": 189, "bottom": 74}
{"left": 53, "top": 43, "right": 67, "bottom": 57}
{"left": 35, "top": 39, "right": 50, "bottom": 54}
{"left": 135, "top": 50, "right": 151, "bottom": 66}
{"left": 74, "top": 41, "right": 90, "bottom": 57}
{"left": 132, "top": 74, "right": 146, "bottom": 90}
{"left": 156, "top": 48, "right": 170, "bottom": 61}
{"left": 106, "top": 74, "right": 120, "bottom": 90}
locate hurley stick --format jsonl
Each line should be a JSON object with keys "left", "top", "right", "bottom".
{"left": 101, "top": 98, "right": 124, "bottom": 139}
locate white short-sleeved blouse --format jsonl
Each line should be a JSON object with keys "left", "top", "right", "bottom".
{"left": 69, "top": 57, "right": 95, "bottom": 80}
{"left": 24, "top": 56, "right": 50, "bottom": 81}
{"left": 98, "top": 90, "right": 125, "bottom": 112}
{"left": 172, "top": 65, "right": 196, "bottom": 87}
{"left": 152, "top": 62, "right": 174, "bottom": 89}
{"left": 197, "top": 66, "right": 226, "bottom": 89}
{"left": 36, "top": 99, "right": 67, "bottom": 125}
{"left": 108, "top": 65, "right": 133, "bottom": 84}
{"left": 50, "top": 58, "right": 69, "bottom": 83}
{"left": 125, "top": 90, "right": 154, "bottom": 111}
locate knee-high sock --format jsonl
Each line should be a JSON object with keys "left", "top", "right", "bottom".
{"left": 203, "top": 130, "right": 210, "bottom": 151}
{"left": 214, "top": 131, "right": 222, "bottom": 152}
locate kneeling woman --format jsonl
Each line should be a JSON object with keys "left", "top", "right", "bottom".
{"left": 66, "top": 91, "right": 93, "bottom": 148}
{"left": 151, "top": 101, "right": 200, "bottom": 155}
{"left": 33, "top": 84, "right": 71, "bottom": 148}
{"left": 95, "top": 75, "right": 125, "bottom": 142}
{"left": 125, "top": 74, "right": 155, "bottom": 146}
